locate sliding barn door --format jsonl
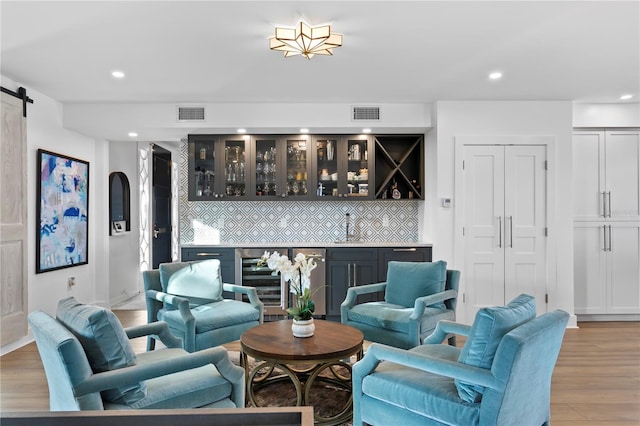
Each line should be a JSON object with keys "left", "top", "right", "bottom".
{"left": 463, "top": 144, "right": 547, "bottom": 320}
{"left": 1, "top": 92, "right": 28, "bottom": 346}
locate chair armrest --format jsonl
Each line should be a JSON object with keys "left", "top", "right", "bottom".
{"left": 145, "top": 289, "right": 194, "bottom": 324}
{"left": 410, "top": 289, "right": 458, "bottom": 320}
{"left": 353, "top": 343, "right": 497, "bottom": 390}
{"left": 223, "top": 283, "right": 264, "bottom": 323}
{"left": 423, "top": 320, "right": 472, "bottom": 344}
{"left": 124, "top": 321, "right": 183, "bottom": 349}
{"left": 73, "top": 346, "right": 245, "bottom": 406}
{"left": 340, "top": 282, "right": 387, "bottom": 322}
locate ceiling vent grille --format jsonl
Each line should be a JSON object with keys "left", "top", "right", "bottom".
{"left": 352, "top": 106, "right": 380, "bottom": 121}
{"left": 177, "top": 106, "right": 205, "bottom": 122}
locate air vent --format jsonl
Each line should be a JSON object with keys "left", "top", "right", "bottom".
{"left": 352, "top": 106, "right": 380, "bottom": 121}
{"left": 177, "top": 106, "right": 205, "bottom": 122}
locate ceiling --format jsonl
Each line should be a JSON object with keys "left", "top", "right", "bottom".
{"left": 1, "top": 1, "right": 638, "bottom": 139}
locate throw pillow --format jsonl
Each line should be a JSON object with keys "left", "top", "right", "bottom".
{"left": 455, "top": 294, "right": 537, "bottom": 402}
{"left": 159, "top": 259, "right": 224, "bottom": 307}
{"left": 384, "top": 260, "right": 447, "bottom": 308}
{"left": 56, "top": 297, "right": 146, "bottom": 404}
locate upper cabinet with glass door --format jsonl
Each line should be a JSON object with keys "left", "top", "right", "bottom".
{"left": 188, "top": 134, "right": 250, "bottom": 200}
{"left": 314, "top": 135, "right": 372, "bottom": 199}
{"left": 253, "top": 135, "right": 280, "bottom": 198}
{"left": 188, "top": 134, "right": 217, "bottom": 200}
{"left": 283, "top": 135, "right": 312, "bottom": 199}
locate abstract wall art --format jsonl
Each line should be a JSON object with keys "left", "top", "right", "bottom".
{"left": 36, "top": 149, "right": 89, "bottom": 273}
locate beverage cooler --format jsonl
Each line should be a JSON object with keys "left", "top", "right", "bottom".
{"left": 235, "top": 248, "right": 326, "bottom": 317}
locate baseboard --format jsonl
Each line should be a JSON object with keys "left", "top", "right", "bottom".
{"left": 577, "top": 314, "right": 640, "bottom": 322}
{"left": 1, "top": 331, "right": 34, "bottom": 356}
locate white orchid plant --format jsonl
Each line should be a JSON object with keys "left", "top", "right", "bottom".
{"left": 259, "top": 251, "right": 319, "bottom": 321}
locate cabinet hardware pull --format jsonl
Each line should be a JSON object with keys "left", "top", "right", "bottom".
{"left": 602, "top": 225, "right": 607, "bottom": 251}
{"left": 608, "top": 225, "right": 612, "bottom": 252}
{"left": 197, "top": 252, "right": 221, "bottom": 256}
{"left": 353, "top": 264, "right": 358, "bottom": 286}
{"left": 601, "top": 192, "right": 607, "bottom": 217}
{"left": 607, "top": 192, "right": 612, "bottom": 218}
{"left": 347, "top": 264, "right": 352, "bottom": 287}
{"left": 509, "top": 216, "right": 513, "bottom": 248}
{"left": 498, "top": 216, "right": 503, "bottom": 248}
{"left": 392, "top": 248, "right": 417, "bottom": 252}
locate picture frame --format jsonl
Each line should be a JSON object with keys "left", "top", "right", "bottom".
{"left": 36, "top": 149, "right": 89, "bottom": 273}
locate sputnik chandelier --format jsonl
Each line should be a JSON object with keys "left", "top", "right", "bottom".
{"left": 269, "top": 21, "right": 343, "bottom": 60}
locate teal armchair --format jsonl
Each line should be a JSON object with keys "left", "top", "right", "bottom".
{"left": 342, "top": 261, "right": 460, "bottom": 349}
{"left": 143, "top": 259, "right": 263, "bottom": 352}
{"left": 29, "top": 297, "right": 244, "bottom": 411}
{"left": 352, "top": 294, "right": 569, "bottom": 426}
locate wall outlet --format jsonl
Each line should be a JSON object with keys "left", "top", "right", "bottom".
{"left": 68, "top": 277, "right": 76, "bottom": 288}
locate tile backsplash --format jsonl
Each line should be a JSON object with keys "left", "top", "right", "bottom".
{"left": 179, "top": 141, "right": 420, "bottom": 244}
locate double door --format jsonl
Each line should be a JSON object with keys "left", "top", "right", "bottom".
{"left": 573, "top": 130, "right": 640, "bottom": 315}
{"left": 463, "top": 145, "right": 547, "bottom": 319}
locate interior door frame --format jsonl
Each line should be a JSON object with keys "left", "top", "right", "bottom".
{"left": 453, "top": 135, "right": 557, "bottom": 324}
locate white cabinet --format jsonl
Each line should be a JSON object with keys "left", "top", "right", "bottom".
{"left": 573, "top": 130, "right": 640, "bottom": 221}
{"left": 574, "top": 222, "right": 640, "bottom": 314}
{"left": 573, "top": 129, "right": 640, "bottom": 316}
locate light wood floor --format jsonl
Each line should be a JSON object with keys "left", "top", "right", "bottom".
{"left": 1, "top": 311, "right": 639, "bottom": 425}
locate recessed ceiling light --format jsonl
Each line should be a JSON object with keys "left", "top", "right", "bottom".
{"left": 111, "top": 70, "right": 125, "bottom": 79}
{"left": 362, "top": 128, "right": 372, "bottom": 133}
{"left": 489, "top": 71, "right": 503, "bottom": 80}
{"left": 128, "top": 132, "right": 138, "bottom": 138}
{"left": 300, "top": 128, "right": 309, "bottom": 133}
{"left": 237, "top": 128, "right": 246, "bottom": 133}
{"left": 620, "top": 94, "right": 633, "bottom": 100}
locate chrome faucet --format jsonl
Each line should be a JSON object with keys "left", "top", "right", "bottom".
{"left": 345, "top": 213, "right": 354, "bottom": 242}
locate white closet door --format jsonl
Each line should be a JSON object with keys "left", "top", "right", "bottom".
{"left": 573, "top": 223, "right": 608, "bottom": 314}
{"left": 464, "top": 146, "right": 506, "bottom": 315}
{"left": 573, "top": 131, "right": 605, "bottom": 220}
{"left": 605, "top": 131, "right": 640, "bottom": 220}
{"left": 504, "top": 145, "right": 547, "bottom": 315}
{"left": 607, "top": 223, "right": 640, "bottom": 313}
{"left": 464, "top": 144, "right": 547, "bottom": 320}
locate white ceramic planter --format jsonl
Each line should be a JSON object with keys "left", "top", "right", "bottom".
{"left": 291, "top": 318, "right": 315, "bottom": 338}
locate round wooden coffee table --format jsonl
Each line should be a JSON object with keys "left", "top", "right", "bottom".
{"left": 240, "top": 320, "right": 364, "bottom": 426}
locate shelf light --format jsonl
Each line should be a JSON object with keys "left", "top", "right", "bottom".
{"left": 300, "top": 128, "right": 309, "bottom": 133}
{"left": 237, "top": 128, "right": 247, "bottom": 133}
{"left": 362, "top": 128, "right": 371, "bottom": 133}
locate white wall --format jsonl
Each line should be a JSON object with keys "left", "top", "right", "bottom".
{"left": 108, "top": 142, "right": 141, "bottom": 305}
{"left": 428, "top": 101, "right": 575, "bottom": 324}
{"left": 573, "top": 103, "right": 640, "bottom": 127}
{"left": 0, "top": 75, "right": 110, "bottom": 354}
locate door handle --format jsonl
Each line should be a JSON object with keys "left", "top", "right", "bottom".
{"left": 602, "top": 192, "right": 607, "bottom": 218}
{"left": 607, "top": 192, "right": 612, "bottom": 218}
{"left": 602, "top": 225, "right": 608, "bottom": 251}
{"left": 509, "top": 216, "right": 513, "bottom": 248}
{"left": 607, "top": 225, "right": 612, "bottom": 252}
{"left": 498, "top": 216, "right": 503, "bottom": 248}
{"left": 347, "top": 264, "right": 352, "bottom": 287}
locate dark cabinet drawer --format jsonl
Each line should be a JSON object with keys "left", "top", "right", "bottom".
{"left": 378, "top": 246, "right": 432, "bottom": 279}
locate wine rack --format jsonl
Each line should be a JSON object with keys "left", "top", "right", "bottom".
{"left": 374, "top": 135, "right": 424, "bottom": 200}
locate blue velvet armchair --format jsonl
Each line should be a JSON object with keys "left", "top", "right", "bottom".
{"left": 29, "top": 297, "right": 244, "bottom": 411}
{"left": 342, "top": 261, "right": 460, "bottom": 349}
{"left": 352, "top": 294, "right": 569, "bottom": 426}
{"left": 143, "top": 259, "right": 264, "bottom": 352}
